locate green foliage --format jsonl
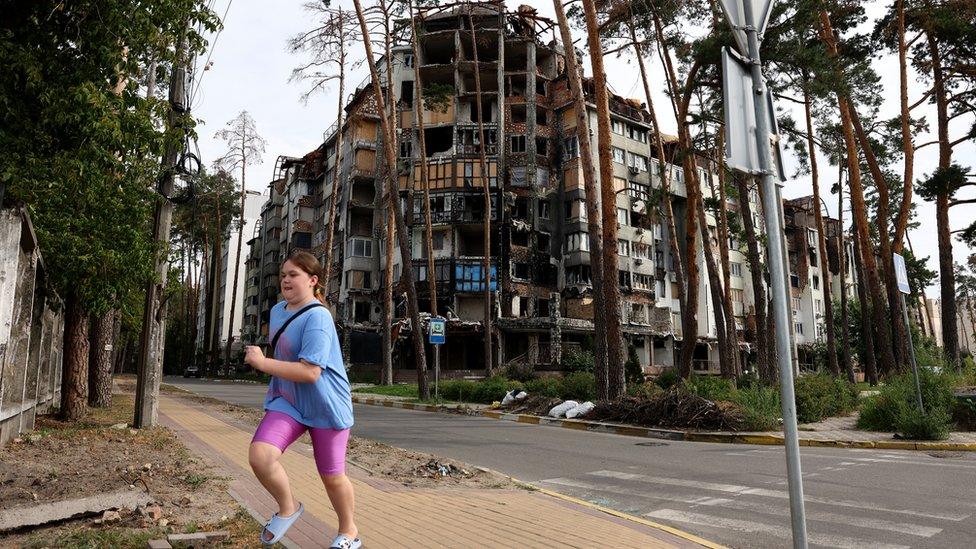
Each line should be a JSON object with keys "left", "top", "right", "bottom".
{"left": 793, "top": 375, "right": 858, "bottom": 424}
{"left": 2, "top": 1, "right": 219, "bottom": 317}
{"left": 858, "top": 368, "right": 955, "bottom": 439}
{"left": 952, "top": 397, "right": 976, "bottom": 431}
{"left": 684, "top": 375, "right": 737, "bottom": 402}
{"left": 422, "top": 82, "right": 454, "bottom": 113}
{"left": 627, "top": 382, "right": 663, "bottom": 399}
{"left": 624, "top": 345, "right": 644, "bottom": 385}
{"left": 655, "top": 369, "right": 681, "bottom": 391}
{"left": 559, "top": 372, "right": 596, "bottom": 401}
{"left": 353, "top": 384, "right": 419, "bottom": 398}
{"left": 735, "top": 385, "right": 781, "bottom": 432}
{"left": 437, "top": 380, "right": 478, "bottom": 402}
{"left": 524, "top": 377, "right": 561, "bottom": 398}
{"left": 503, "top": 362, "right": 537, "bottom": 383}
{"left": 472, "top": 376, "right": 521, "bottom": 404}
{"left": 563, "top": 348, "right": 595, "bottom": 374}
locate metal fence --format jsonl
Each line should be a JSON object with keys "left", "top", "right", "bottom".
{"left": 0, "top": 205, "right": 64, "bottom": 446}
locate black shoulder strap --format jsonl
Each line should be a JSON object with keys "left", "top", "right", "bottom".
{"left": 270, "top": 303, "right": 324, "bottom": 357}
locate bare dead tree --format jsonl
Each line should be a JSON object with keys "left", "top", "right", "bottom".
{"left": 215, "top": 110, "right": 267, "bottom": 372}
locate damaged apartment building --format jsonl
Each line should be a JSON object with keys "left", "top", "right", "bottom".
{"left": 243, "top": 1, "right": 853, "bottom": 378}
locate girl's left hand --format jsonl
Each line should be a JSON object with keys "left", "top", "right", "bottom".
{"left": 244, "top": 346, "right": 267, "bottom": 372}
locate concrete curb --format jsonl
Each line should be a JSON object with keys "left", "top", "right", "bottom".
{"left": 351, "top": 395, "right": 976, "bottom": 452}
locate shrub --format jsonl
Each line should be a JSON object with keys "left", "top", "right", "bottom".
{"left": 503, "top": 362, "right": 537, "bottom": 383}
{"left": 524, "top": 377, "right": 561, "bottom": 398}
{"left": 438, "top": 380, "right": 478, "bottom": 402}
{"left": 625, "top": 345, "right": 644, "bottom": 385}
{"left": 734, "top": 385, "right": 781, "bottom": 431}
{"left": 627, "top": 382, "right": 663, "bottom": 399}
{"left": 793, "top": 375, "right": 858, "bottom": 424}
{"left": 563, "top": 349, "right": 595, "bottom": 374}
{"left": 655, "top": 369, "right": 681, "bottom": 391}
{"left": 896, "top": 407, "right": 951, "bottom": 440}
{"left": 470, "top": 376, "right": 521, "bottom": 404}
{"left": 857, "top": 367, "right": 955, "bottom": 439}
{"left": 559, "top": 372, "right": 596, "bottom": 401}
{"left": 684, "top": 375, "right": 737, "bottom": 402}
{"left": 953, "top": 397, "right": 976, "bottom": 431}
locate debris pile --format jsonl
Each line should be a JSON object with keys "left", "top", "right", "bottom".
{"left": 590, "top": 388, "right": 744, "bottom": 431}
{"left": 413, "top": 460, "right": 472, "bottom": 480}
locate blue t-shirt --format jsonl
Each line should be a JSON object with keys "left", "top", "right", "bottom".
{"left": 264, "top": 300, "right": 354, "bottom": 430}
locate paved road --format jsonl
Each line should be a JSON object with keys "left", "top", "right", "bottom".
{"left": 165, "top": 377, "right": 976, "bottom": 549}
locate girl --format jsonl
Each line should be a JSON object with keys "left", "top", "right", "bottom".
{"left": 244, "top": 251, "right": 360, "bottom": 549}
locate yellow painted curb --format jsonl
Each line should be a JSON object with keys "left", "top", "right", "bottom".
{"left": 872, "top": 440, "right": 919, "bottom": 451}
{"left": 561, "top": 420, "right": 588, "bottom": 431}
{"left": 517, "top": 414, "right": 540, "bottom": 424}
{"left": 529, "top": 484, "right": 727, "bottom": 548}
{"left": 685, "top": 433, "right": 736, "bottom": 444}
{"left": 733, "top": 434, "right": 783, "bottom": 446}
{"left": 915, "top": 442, "right": 976, "bottom": 451}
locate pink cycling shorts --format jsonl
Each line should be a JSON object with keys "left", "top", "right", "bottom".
{"left": 251, "top": 410, "right": 350, "bottom": 476}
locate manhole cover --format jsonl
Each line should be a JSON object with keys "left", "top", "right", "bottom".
{"left": 635, "top": 441, "right": 669, "bottom": 447}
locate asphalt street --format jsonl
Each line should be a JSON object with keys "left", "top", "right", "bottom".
{"left": 165, "top": 376, "right": 976, "bottom": 549}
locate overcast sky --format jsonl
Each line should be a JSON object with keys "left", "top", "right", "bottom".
{"left": 190, "top": 0, "right": 974, "bottom": 294}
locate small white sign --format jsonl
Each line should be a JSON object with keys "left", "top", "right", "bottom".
{"left": 104, "top": 344, "right": 113, "bottom": 351}
{"left": 893, "top": 253, "right": 911, "bottom": 294}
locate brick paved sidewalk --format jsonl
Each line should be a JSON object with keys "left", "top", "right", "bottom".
{"left": 158, "top": 396, "right": 717, "bottom": 549}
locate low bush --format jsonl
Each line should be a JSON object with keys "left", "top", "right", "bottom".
{"left": 437, "top": 380, "right": 478, "bottom": 402}
{"left": 524, "top": 377, "right": 561, "bottom": 399}
{"left": 559, "top": 372, "right": 596, "bottom": 401}
{"left": 953, "top": 397, "right": 976, "bottom": 431}
{"left": 503, "top": 362, "right": 537, "bottom": 383}
{"left": 470, "top": 376, "right": 522, "bottom": 404}
{"left": 857, "top": 367, "right": 955, "bottom": 440}
{"left": 655, "top": 369, "right": 681, "bottom": 391}
{"left": 625, "top": 346, "right": 645, "bottom": 385}
{"left": 684, "top": 375, "right": 737, "bottom": 402}
{"left": 793, "top": 375, "right": 858, "bottom": 424}
{"left": 563, "top": 349, "right": 595, "bottom": 374}
{"left": 734, "top": 385, "right": 781, "bottom": 431}
{"left": 627, "top": 382, "right": 663, "bottom": 400}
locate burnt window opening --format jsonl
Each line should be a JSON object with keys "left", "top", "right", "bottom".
{"left": 423, "top": 44, "right": 454, "bottom": 65}
{"left": 514, "top": 198, "right": 530, "bottom": 220}
{"left": 619, "top": 270, "right": 631, "bottom": 288}
{"left": 535, "top": 138, "right": 548, "bottom": 156}
{"left": 511, "top": 231, "right": 529, "bottom": 247}
{"left": 537, "top": 233, "right": 550, "bottom": 253}
{"left": 537, "top": 264, "right": 557, "bottom": 286}
{"left": 400, "top": 81, "right": 414, "bottom": 109}
{"left": 354, "top": 301, "right": 371, "bottom": 323}
{"left": 400, "top": 137, "right": 413, "bottom": 158}
{"left": 538, "top": 200, "right": 550, "bottom": 219}
{"left": 294, "top": 232, "right": 312, "bottom": 249}
{"left": 511, "top": 104, "right": 526, "bottom": 124}
{"left": 566, "top": 265, "right": 591, "bottom": 285}
{"left": 537, "top": 298, "right": 550, "bottom": 318}
{"left": 535, "top": 80, "right": 545, "bottom": 96}
{"left": 536, "top": 107, "right": 548, "bottom": 125}
{"left": 424, "top": 126, "right": 453, "bottom": 157}
{"left": 513, "top": 263, "right": 530, "bottom": 279}
{"left": 470, "top": 99, "right": 494, "bottom": 123}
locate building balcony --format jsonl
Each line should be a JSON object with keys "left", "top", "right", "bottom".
{"left": 266, "top": 217, "right": 282, "bottom": 231}
{"left": 412, "top": 257, "right": 497, "bottom": 294}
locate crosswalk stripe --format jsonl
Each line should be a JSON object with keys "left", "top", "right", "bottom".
{"left": 541, "top": 477, "right": 941, "bottom": 538}
{"left": 645, "top": 509, "right": 911, "bottom": 549}
{"left": 589, "top": 470, "right": 969, "bottom": 521}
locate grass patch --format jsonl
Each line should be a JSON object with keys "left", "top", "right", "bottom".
{"left": 23, "top": 527, "right": 167, "bottom": 549}
{"left": 184, "top": 473, "right": 209, "bottom": 489}
{"left": 353, "top": 384, "right": 419, "bottom": 398}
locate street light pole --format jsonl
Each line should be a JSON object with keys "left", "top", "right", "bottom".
{"left": 740, "top": 0, "right": 809, "bottom": 546}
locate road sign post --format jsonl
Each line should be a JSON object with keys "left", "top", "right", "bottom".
{"left": 894, "top": 253, "right": 924, "bottom": 412}
{"left": 720, "top": 0, "right": 808, "bottom": 545}
{"left": 429, "top": 317, "right": 446, "bottom": 402}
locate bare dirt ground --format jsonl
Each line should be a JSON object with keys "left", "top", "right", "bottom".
{"left": 0, "top": 393, "right": 269, "bottom": 548}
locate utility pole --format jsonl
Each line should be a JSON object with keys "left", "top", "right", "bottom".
{"left": 134, "top": 31, "right": 189, "bottom": 428}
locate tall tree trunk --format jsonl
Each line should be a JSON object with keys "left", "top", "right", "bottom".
{"left": 555, "top": 0, "right": 606, "bottom": 393}
{"left": 736, "top": 177, "right": 773, "bottom": 382}
{"left": 225, "top": 164, "right": 247, "bottom": 370}
{"left": 201, "top": 231, "right": 212, "bottom": 364}
{"left": 892, "top": 0, "right": 914, "bottom": 252}
{"left": 927, "top": 32, "right": 960, "bottom": 372}
{"left": 88, "top": 309, "right": 116, "bottom": 408}
{"left": 802, "top": 82, "right": 839, "bottom": 376}
{"left": 908, "top": 235, "right": 938, "bottom": 338}
{"left": 819, "top": 12, "right": 897, "bottom": 378}
{"left": 208, "top": 200, "right": 223, "bottom": 373}
{"left": 698, "top": 205, "right": 733, "bottom": 378}
{"left": 382, "top": 192, "right": 395, "bottom": 385}
{"left": 714, "top": 133, "right": 741, "bottom": 378}
{"left": 837, "top": 167, "right": 856, "bottom": 383}
{"left": 323, "top": 9, "right": 347, "bottom": 290}
{"left": 353, "top": 0, "right": 429, "bottom": 399}
{"left": 582, "top": 0, "right": 624, "bottom": 397}
{"left": 466, "top": 9, "right": 494, "bottom": 375}
{"left": 61, "top": 293, "right": 89, "bottom": 421}
{"left": 852, "top": 228, "right": 879, "bottom": 385}
{"left": 652, "top": 12, "right": 702, "bottom": 379}
{"left": 409, "top": 3, "right": 438, "bottom": 316}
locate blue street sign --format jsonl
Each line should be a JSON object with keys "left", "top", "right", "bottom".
{"left": 428, "top": 317, "right": 446, "bottom": 345}
{"left": 893, "top": 253, "right": 911, "bottom": 295}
